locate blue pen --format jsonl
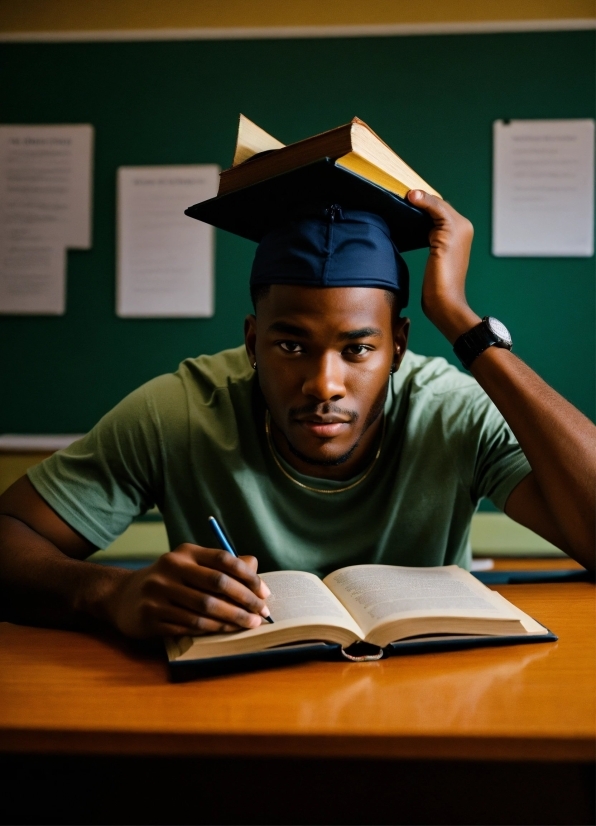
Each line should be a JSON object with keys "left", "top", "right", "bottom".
{"left": 208, "top": 515, "right": 274, "bottom": 623}
{"left": 208, "top": 515, "right": 238, "bottom": 556}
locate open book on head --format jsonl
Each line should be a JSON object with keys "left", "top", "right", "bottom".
{"left": 222, "top": 113, "right": 442, "bottom": 199}
{"left": 166, "top": 564, "right": 554, "bottom": 671}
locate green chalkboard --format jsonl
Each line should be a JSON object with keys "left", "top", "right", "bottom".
{"left": 1, "top": 31, "right": 594, "bottom": 439}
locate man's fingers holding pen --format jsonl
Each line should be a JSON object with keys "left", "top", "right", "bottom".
{"left": 106, "top": 543, "right": 272, "bottom": 639}
{"left": 164, "top": 581, "right": 266, "bottom": 629}
{"left": 157, "top": 545, "right": 271, "bottom": 624}
{"left": 171, "top": 544, "right": 271, "bottom": 599}
{"left": 140, "top": 603, "right": 241, "bottom": 637}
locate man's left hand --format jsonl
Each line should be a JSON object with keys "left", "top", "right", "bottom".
{"left": 407, "top": 190, "right": 480, "bottom": 344}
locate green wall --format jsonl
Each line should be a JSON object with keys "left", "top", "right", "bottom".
{"left": 1, "top": 31, "right": 594, "bottom": 436}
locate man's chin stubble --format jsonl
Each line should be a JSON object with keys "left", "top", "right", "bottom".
{"left": 285, "top": 436, "right": 360, "bottom": 467}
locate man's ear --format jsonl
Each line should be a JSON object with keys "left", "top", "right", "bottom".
{"left": 244, "top": 314, "right": 257, "bottom": 368}
{"left": 392, "top": 316, "right": 410, "bottom": 371}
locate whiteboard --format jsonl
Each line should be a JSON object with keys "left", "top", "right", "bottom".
{"left": 492, "top": 119, "right": 594, "bottom": 257}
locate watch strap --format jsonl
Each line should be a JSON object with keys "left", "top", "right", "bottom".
{"left": 453, "top": 317, "right": 511, "bottom": 370}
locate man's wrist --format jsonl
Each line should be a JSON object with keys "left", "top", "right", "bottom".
{"left": 428, "top": 303, "right": 481, "bottom": 345}
{"left": 73, "top": 563, "right": 131, "bottom": 627}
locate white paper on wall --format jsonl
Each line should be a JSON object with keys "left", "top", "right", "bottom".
{"left": 492, "top": 119, "right": 595, "bottom": 257}
{"left": 0, "top": 124, "right": 94, "bottom": 314}
{"left": 0, "top": 230, "right": 66, "bottom": 315}
{"left": 116, "top": 165, "right": 219, "bottom": 318}
{"left": 0, "top": 124, "right": 94, "bottom": 250}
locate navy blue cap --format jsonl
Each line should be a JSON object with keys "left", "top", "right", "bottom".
{"left": 250, "top": 205, "right": 409, "bottom": 307}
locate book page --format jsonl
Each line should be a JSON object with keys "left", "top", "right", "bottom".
{"left": 261, "top": 571, "right": 362, "bottom": 633}
{"left": 170, "top": 570, "right": 364, "bottom": 661}
{"left": 324, "top": 564, "right": 517, "bottom": 638}
{"left": 350, "top": 122, "right": 442, "bottom": 198}
{"left": 232, "top": 114, "right": 285, "bottom": 167}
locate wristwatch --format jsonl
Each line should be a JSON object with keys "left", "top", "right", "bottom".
{"left": 453, "top": 316, "right": 512, "bottom": 370}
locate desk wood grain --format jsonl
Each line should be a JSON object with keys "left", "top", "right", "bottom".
{"left": 1, "top": 582, "right": 594, "bottom": 762}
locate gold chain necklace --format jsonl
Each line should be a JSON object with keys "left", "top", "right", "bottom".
{"left": 265, "top": 410, "right": 385, "bottom": 495}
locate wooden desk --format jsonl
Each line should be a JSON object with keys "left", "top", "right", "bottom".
{"left": 1, "top": 582, "right": 593, "bottom": 762}
{"left": 1, "top": 579, "right": 594, "bottom": 825}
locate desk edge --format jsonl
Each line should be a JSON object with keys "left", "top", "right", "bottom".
{"left": 1, "top": 729, "right": 594, "bottom": 762}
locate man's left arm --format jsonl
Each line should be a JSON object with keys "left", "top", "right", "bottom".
{"left": 409, "top": 190, "right": 595, "bottom": 571}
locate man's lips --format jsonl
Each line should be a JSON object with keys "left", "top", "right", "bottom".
{"left": 293, "top": 417, "right": 352, "bottom": 438}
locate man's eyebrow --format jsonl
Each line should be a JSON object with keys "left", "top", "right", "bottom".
{"left": 268, "top": 321, "right": 311, "bottom": 337}
{"left": 342, "top": 327, "right": 383, "bottom": 340}
{"left": 267, "top": 323, "right": 383, "bottom": 340}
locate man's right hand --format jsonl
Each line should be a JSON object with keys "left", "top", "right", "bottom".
{"left": 106, "top": 545, "right": 272, "bottom": 639}
{"left": 0, "top": 476, "right": 272, "bottom": 639}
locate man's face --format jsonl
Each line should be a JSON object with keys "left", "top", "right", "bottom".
{"left": 245, "top": 285, "right": 409, "bottom": 480}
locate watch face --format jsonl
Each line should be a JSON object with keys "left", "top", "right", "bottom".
{"left": 486, "top": 317, "right": 512, "bottom": 345}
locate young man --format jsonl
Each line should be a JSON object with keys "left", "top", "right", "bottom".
{"left": 0, "top": 192, "right": 594, "bottom": 639}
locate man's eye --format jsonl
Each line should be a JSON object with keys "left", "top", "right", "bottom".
{"left": 279, "top": 341, "right": 304, "bottom": 353}
{"left": 345, "top": 344, "right": 371, "bottom": 356}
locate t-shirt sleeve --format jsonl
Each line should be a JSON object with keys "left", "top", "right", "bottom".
{"left": 27, "top": 381, "right": 166, "bottom": 549}
{"left": 465, "top": 389, "right": 531, "bottom": 511}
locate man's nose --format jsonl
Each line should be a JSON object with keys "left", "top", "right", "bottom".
{"left": 301, "top": 353, "right": 346, "bottom": 401}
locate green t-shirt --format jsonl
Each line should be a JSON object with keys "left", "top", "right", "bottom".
{"left": 28, "top": 346, "right": 530, "bottom": 575}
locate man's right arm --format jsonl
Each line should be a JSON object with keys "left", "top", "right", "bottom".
{"left": 0, "top": 476, "right": 271, "bottom": 637}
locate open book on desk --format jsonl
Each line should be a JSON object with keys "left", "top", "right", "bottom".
{"left": 166, "top": 565, "right": 555, "bottom": 678}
